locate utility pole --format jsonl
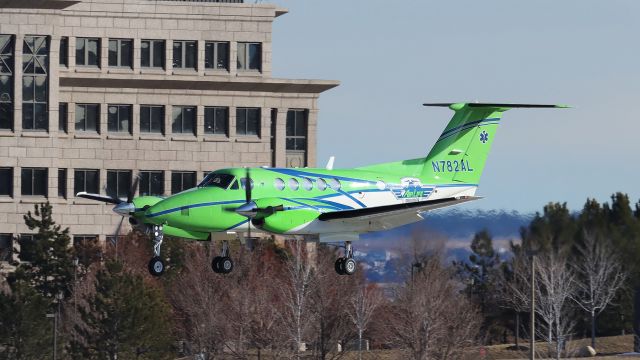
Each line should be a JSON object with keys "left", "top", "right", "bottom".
{"left": 530, "top": 255, "right": 535, "bottom": 360}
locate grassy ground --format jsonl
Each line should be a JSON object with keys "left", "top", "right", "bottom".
{"left": 477, "top": 334, "right": 639, "bottom": 359}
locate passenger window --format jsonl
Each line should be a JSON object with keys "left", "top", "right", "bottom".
{"left": 329, "top": 178, "right": 341, "bottom": 191}
{"left": 301, "top": 178, "right": 313, "bottom": 191}
{"left": 240, "top": 178, "right": 254, "bottom": 190}
{"left": 274, "top": 178, "right": 285, "bottom": 191}
{"left": 317, "top": 178, "right": 327, "bottom": 191}
{"left": 230, "top": 180, "right": 239, "bottom": 190}
{"left": 289, "top": 178, "right": 299, "bottom": 191}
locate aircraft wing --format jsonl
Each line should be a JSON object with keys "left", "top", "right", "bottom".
{"left": 317, "top": 196, "right": 481, "bottom": 224}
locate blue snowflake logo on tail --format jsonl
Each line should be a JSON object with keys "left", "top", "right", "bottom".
{"left": 479, "top": 131, "right": 489, "bottom": 144}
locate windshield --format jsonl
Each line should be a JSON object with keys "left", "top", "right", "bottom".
{"left": 198, "top": 173, "right": 235, "bottom": 189}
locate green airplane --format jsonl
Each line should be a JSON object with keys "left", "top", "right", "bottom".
{"left": 77, "top": 102, "right": 566, "bottom": 277}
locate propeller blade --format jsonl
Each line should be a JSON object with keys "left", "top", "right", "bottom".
{"left": 112, "top": 216, "right": 125, "bottom": 245}
{"left": 245, "top": 168, "right": 252, "bottom": 203}
{"left": 76, "top": 192, "right": 121, "bottom": 205}
{"left": 128, "top": 173, "right": 140, "bottom": 203}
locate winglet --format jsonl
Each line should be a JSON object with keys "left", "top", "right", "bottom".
{"left": 326, "top": 156, "right": 335, "bottom": 170}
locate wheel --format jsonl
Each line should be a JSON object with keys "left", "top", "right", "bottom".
{"left": 211, "top": 256, "right": 222, "bottom": 273}
{"left": 148, "top": 256, "right": 165, "bottom": 277}
{"left": 220, "top": 256, "right": 234, "bottom": 274}
{"left": 335, "top": 258, "right": 345, "bottom": 275}
{"left": 343, "top": 258, "right": 357, "bottom": 275}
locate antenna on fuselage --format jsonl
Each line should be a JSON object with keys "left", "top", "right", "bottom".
{"left": 326, "top": 156, "right": 335, "bottom": 170}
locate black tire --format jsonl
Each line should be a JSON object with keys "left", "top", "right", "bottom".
{"left": 211, "top": 256, "right": 222, "bottom": 273}
{"left": 335, "top": 258, "right": 345, "bottom": 275}
{"left": 220, "top": 256, "right": 234, "bottom": 274}
{"left": 148, "top": 256, "right": 165, "bottom": 277}
{"left": 343, "top": 258, "right": 357, "bottom": 275}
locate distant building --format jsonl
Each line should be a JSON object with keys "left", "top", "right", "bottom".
{"left": 0, "top": 0, "right": 338, "bottom": 268}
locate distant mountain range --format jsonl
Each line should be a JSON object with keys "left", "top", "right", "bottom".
{"left": 353, "top": 209, "right": 534, "bottom": 282}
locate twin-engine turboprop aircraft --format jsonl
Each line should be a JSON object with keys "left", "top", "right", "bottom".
{"left": 78, "top": 102, "right": 566, "bottom": 276}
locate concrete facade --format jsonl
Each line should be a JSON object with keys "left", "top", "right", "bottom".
{"left": 0, "top": 0, "right": 338, "bottom": 262}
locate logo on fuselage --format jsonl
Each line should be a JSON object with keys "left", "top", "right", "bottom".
{"left": 390, "top": 178, "right": 434, "bottom": 200}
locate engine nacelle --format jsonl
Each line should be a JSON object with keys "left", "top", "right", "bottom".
{"left": 251, "top": 198, "right": 321, "bottom": 234}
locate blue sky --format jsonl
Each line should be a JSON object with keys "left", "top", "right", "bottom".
{"left": 270, "top": 0, "right": 640, "bottom": 213}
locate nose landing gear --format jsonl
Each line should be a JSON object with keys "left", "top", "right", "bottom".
{"left": 335, "top": 241, "right": 357, "bottom": 276}
{"left": 211, "top": 240, "right": 234, "bottom": 274}
{"left": 148, "top": 225, "right": 165, "bottom": 277}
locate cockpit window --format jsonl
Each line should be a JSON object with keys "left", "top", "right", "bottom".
{"left": 197, "top": 173, "right": 235, "bottom": 189}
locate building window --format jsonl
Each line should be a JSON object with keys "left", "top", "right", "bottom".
{"left": 204, "top": 106, "right": 228, "bottom": 135}
{"left": 106, "top": 170, "right": 131, "bottom": 200}
{"left": 286, "top": 109, "right": 307, "bottom": 150}
{"left": 76, "top": 38, "right": 100, "bottom": 67}
{"left": 0, "top": 35, "right": 14, "bottom": 131}
{"left": 204, "top": 41, "right": 229, "bottom": 70}
{"left": 107, "top": 104, "right": 131, "bottom": 133}
{"left": 236, "top": 107, "right": 260, "bottom": 136}
{"left": 172, "top": 40, "right": 196, "bottom": 70}
{"left": 0, "top": 167, "right": 12, "bottom": 196}
{"left": 21, "top": 168, "right": 47, "bottom": 197}
{"left": 22, "top": 36, "right": 49, "bottom": 131}
{"left": 74, "top": 169, "right": 99, "bottom": 195}
{"left": 172, "top": 106, "right": 196, "bottom": 135}
{"left": 171, "top": 171, "right": 196, "bottom": 194}
{"left": 141, "top": 39, "right": 164, "bottom": 69}
{"left": 75, "top": 104, "right": 99, "bottom": 132}
{"left": 237, "top": 42, "right": 261, "bottom": 71}
{"left": 59, "top": 103, "right": 67, "bottom": 133}
{"left": 0, "top": 233, "right": 11, "bottom": 262}
{"left": 58, "top": 168, "right": 66, "bottom": 198}
{"left": 139, "top": 171, "right": 164, "bottom": 196}
{"left": 59, "top": 37, "right": 68, "bottom": 67}
{"left": 108, "top": 39, "right": 132, "bottom": 68}
{"left": 18, "top": 234, "right": 35, "bottom": 262}
{"left": 140, "top": 105, "right": 164, "bottom": 134}
{"left": 73, "top": 235, "right": 100, "bottom": 265}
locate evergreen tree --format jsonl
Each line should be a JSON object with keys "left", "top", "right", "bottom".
{"left": 520, "top": 202, "right": 577, "bottom": 254}
{"left": 9, "top": 202, "right": 76, "bottom": 300}
{"left": 70, "top": 261, "right": 175, "bottom": 360}
{"left": 0, "top": 284, "right": 54, "bottom": 359}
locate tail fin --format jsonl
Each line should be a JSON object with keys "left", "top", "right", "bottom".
{"left": 422, "top": 103, "right": 567, "bottom": 185}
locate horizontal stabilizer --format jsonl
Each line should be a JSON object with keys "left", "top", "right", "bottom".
{"left": 423, "top": 102, "right": 569, "bottom": 109}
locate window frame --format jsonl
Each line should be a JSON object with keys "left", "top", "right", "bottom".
{"left": 140, "top": 105, "right": 164, "bottom": 134}
{"left": 0, "top": 167, "right": 12, "bottom": 197}
{"left": 141, "top": 39, "right": 165, "bottom": 69}
{"left": 286, "top": 109, "right": 308, "bottom": 151}
{"left": 235, "top": 107, "right": 260, "bottom": 136}
{"left": 108, "top": 38, "right": 133, "bottom": 68}
{"left": 0, "top": 34, "right": 14, "bottom": 131}
{"left": 107, "top": 104, "right": 132, "bottom": 134}
{"left": 139, "top": 170, "right": 164, "bottom": 196}
{"left": 59, "top": 36, "right": 68, "bottom": 67}
{"left": 58, "top": 168, "right": 66, "bottom": 198}
{"left": 237, "top": 42, "right": 262, "bottom": 72}
{"left": 75, "top": 37, "right": 100, "bottom": 67}
{"left": 106, "top": 169, "right": 132, "bottom": 200}
{"left": 75, "top": 103, "right": 100, "bottom": 133}
{"left": 58, "top": 102, "right": 67, "bottom": 133}
{"left": 172, "top": 40, "right": 197, "bottom": 70}
{"left": 74, "top": 169, "right": 99, "bottom": 195}
{"left": 21, "top": 167, "right": 48, "bottom": 197}
{"left": 171, "top": 171, "right": 196, "bottom": 194}
{"left": 0, "top": 233, "right": 12, "bottom": 262}
{"left": 171, "top": 105, "right": 196, "bottom": 135}
{"left": 204, "top": 41, "right": 229, "bottom": 71}
{"left": 204, "top": 106, "right": 228, "bottom": 135}
{"left": 22, "top": 35, "right": 49, "bottom": 132}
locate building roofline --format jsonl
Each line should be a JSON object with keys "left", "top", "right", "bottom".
{"left": 0, "top": 0, "right": 80, "bottom": 9}
{"left": 59, "top": 76, "right": 340, "bottom": 94}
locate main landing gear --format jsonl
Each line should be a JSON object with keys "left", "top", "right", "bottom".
{"left": 148, "top": 225, "right": 165, "bottom": 277}
{"left": 335, "top": 241, "right": 357, "bottom": 276}
{"left": 211, "top": 240, "right": 234, "bottom": 274}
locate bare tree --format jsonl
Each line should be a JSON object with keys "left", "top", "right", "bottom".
{"left": 386, "top": 254, "right": 480, "bottom": 360}
{"left": 572, "top": 233, "right": 627, "bottom": 349}
{"left": 280, "top": 238, "right": 315, "bottom": 359}
{"left": 347, "top": 283, "right": 383, "bottom": 360}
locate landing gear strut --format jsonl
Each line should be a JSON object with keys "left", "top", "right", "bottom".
{"left": 148, "top": 225, "right": 165, "bottom": 277}
{"left": 212, "top": 240, "right": 234, "bottom": 274}
{"left": 335, "top": 241, "right": 357, "bottom": 276}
